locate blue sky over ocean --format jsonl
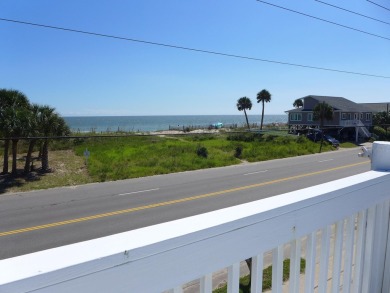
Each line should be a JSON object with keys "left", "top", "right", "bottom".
{"left": 1, "top": 0, "right": 389, "bottom": 116}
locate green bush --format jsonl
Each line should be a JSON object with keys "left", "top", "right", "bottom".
{"left": 234, "top": 146, "right": 243, "bottom": 158}
{"left": 227, "top": 133, "right": 261, "bottom": 142}
{"left": 373, "top": 126, "right": 388, "bottom": 140}
{"left": 196, "top": 146, "right": 208, "bottom": 158}
{"left": 296, "top": 135, "right": 307, "bottom": 143}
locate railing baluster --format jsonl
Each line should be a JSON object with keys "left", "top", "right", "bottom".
{"left": 371, "top": 200, "right": 390, "bottom": 293}
{"left": 227, "top": 263, "right": 239, "bottom": 293}
{"left": 352, "top": 210, "right": 367, "bottom": 293}
{"left": 289, "top": 239, "right": 301, "bottom": 293}
{"left": 305, "top": 232, "right": 316, "bottom": 293}
{"left": 200, "top": 273, "right": 212, "bottom": 293}
{"left": 318, "top": 225, "right": 331, "bottom": 293}
{"left": 331, "top": 220, "right": 344, "bottom": 293}
{"left": 343, "top": 215, "right": 355, "bottom": 293}
{"left": 250, "top": 254, "right": 263, "bottom": 293}
{"left": 362, "top": 205, "right": 376, "bottom": 293}
{"left": 382, "top": 200, "right": 390, "bottom": 293}
{"left": 272, "top": 245, "right": 284, "bottom": 293}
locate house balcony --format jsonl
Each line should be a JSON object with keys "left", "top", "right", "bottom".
{"left": 1, "top": 142, "right": 390, "bottom": 293}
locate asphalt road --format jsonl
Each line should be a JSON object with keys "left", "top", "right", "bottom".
{"left": 0, "top": 147, "right": 370, "bottom": 260}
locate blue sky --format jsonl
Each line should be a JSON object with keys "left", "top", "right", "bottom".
{"left": 1, "top": 0, "right": 389, "bottom": 116}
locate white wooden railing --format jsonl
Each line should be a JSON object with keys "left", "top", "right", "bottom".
{"left": 1, "top": 142, "right": 390, "bottom": 293}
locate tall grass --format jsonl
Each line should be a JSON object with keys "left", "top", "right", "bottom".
{"left": 73, "top": 133, "right": 334, "bottom": 182}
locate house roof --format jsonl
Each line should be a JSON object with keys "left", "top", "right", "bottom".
{"left": 306, "top": 95, "right": 372, "bottom": 112}
{"left": 286, "top": 95, "right": 373, "bottom": 113}
{"left": 359, "top": 103, "right": 390, "bottom": 113}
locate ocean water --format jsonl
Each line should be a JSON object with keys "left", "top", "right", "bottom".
{"left": 64, "top": 115, "right": 288, "bottom": 133}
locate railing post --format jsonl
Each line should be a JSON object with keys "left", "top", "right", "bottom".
{"left": 370, "top": 142, "right": 390, "bottom": 293}
{"left": 371, "top": 141, "right": 390, "bottom": 172}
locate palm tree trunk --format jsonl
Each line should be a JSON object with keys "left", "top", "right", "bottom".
{"left": 260, "top": 101, "right": 265, "bottom": 130}
{"left": 41, "top": 139, "right": 49, "bottom": 172}
{"left": 2, "top": 139, "right": 10, "bottom": 174}
{"left": 245, "top": 258, "right": 252, "bottom": 287}
{"left": 244, "top": 109, "right": 250, "bottom": 130}
{"left": 11, "top": 139, "right": 18, "bottom": 176}
{"left": 24, "top": 139, "right": 36, "bottom": 174}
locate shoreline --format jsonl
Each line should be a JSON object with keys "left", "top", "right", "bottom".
{"left": 70, "top": 122, "right": 289, "bottom": 136}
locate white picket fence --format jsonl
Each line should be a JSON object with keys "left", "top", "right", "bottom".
{"left": 1, "top": 142, "right": 390, "bottom": 293}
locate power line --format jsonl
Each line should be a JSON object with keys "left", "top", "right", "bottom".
{"left": 367, "top": 0, "right": 390, "bottom": 12}
{"left": 256, "top": 0, "right": 390, "bottom": 41}
{"left": 0, "top": 17, "right": 389, "bottom": 79}
{"left": 314, "top": 0, "right": 390, "bottom": 26}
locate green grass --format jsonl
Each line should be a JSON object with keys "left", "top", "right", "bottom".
{"left": 0, "top": 132, "right": 349, "bottom": 192}
{"left": 72, "top": 134, "right": 335, "bottom": 182}
{"left": 339, "top": 142, "right": 358, "bottom": 148}
{"left": 213, "top": 258, "right": 306, "bottom": 293}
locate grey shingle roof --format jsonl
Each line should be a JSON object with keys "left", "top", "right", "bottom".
{"left": 360, "top": 103, "right": 390, "bottom": 113}
{"left": 304, "top": 95, "right": 373, "bottom": 112}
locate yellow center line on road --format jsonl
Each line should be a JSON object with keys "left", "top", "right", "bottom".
{"left": 0, "top": 161, "right": 368, "bottom": 237}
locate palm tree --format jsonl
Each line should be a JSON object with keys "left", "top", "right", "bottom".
{"left": 10, "top": 107, "right": 31, "bottom": 175}
{"left": 0, "top": 89, "right": 30, "bottom": 174}
{"left": 313, "top": 101, "right": 334, "bottom": 152}
{"left": 24, "top": 104, "right": 40, "bottom": 174}
{"left": 236, "top": 97, "right": 252, "bottom": 130}
{"left": 256, "top": 89, "right": 272, "bottom": 130}
{"left": 293, "top": 98, "right": 303, "bottom": 108}
{"left": 38, "top": 106, "right": 70, "bottom": 172}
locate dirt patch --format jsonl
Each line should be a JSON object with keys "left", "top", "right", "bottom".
{"left": 0, "top": 150, "right": 93, "bottom": 194}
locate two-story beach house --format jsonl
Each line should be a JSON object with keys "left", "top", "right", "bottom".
{"left": 286, "top": 95, "right": 373, "bottom": 141}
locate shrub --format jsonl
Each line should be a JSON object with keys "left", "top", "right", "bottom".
{"left": 196, "top": 146, "right": 208, "bottom": 158}
{"left": 227, "top": 133, "right": 261, "bottom": 142}
{"left": 264, "top": 134, "right": 277, "bottom": 142}
{"left": 296, "top": 135, "right": 307, "bottom": 143}
{"left": 234, "top": 146, "right": 243, "bottom": 158}
{"left": 373, "top": 126, "right": 388, "bottom": 140}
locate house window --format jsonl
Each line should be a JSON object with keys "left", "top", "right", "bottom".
{"left": 307, "top": 113, "right": 313, "bottom": 122}
{"left": 354, "top": 113, "right": 358, "bottom": 120}
{"left": 342, "top": 113, "right": 347, "bottom": 120}
{"left": 360, "top": 113, "right": 363, "bottom": 120}
{"left": 366, "top": 113, "right": 372, "bottom": 121}
{"left": 348, "top": 113, "right": 352, "bottom": 120}
{"left": 290, "top": 113, "right": 302, "bottom": 121}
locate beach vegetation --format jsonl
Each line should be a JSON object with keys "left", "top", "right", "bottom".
{"left": 196, "top": 146, "right": 208, "bottom": 158}
{"left": 70, "top": 133, "right": 333, "bottom": 182}
{"left": 234, "top": 146, "right": 243, "bottom": 158}
{"left": 1, "top": 131, "right": 347, "bottom": 192}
